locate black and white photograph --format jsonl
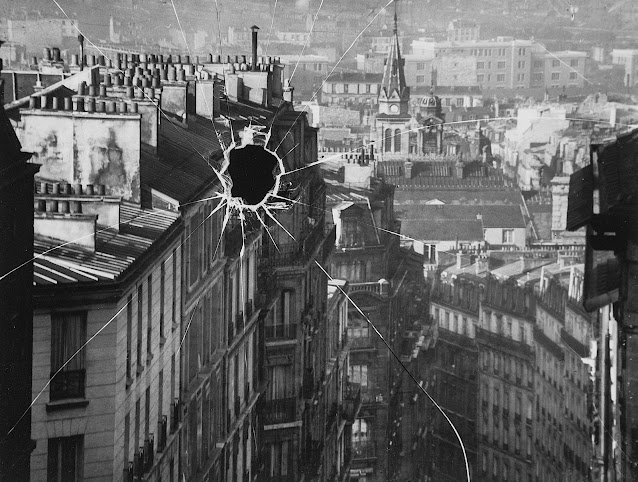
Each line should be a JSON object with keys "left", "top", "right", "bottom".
{"left": 0, "top": 0, "right": 637, "bottom": 480}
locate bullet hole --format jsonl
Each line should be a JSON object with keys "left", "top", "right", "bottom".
{"left": 227, "top": 144, "right": 280, "bottom": 206}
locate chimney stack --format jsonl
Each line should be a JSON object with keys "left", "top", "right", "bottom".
{"left": 251, "top": 25, "right": 259, "bottom": 71}
{"left": 283, "top": 78, "right": 294, "bottom": 103}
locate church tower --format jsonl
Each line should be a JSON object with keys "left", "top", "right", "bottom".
{"left": 376, "top": 0, "right": 412, "bottom": 157}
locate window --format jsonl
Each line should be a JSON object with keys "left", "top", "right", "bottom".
{"left": 126, "top": 296, "right": 133, "bottom": 382}
{"left": 533, "top": 73, "right": 543, "bottom": 82}
{"left": 517, "top": 60, "right": 525, "bottom": 69}
{"left": 518, "top": 48, "right": 526, "bottom": 56}
{"left": 456, "top": 98, "right": 464, "bottom": 107}
{"left": 497, "top": 61, "right": 506, "bottom": 69}
{"left": 552, "top": 59, "right": 560, "bottom": 68}
{"left": 416, "top": 75, "right": 425, "bottom": 83}
{"left": 350, "top": 364, "right": 368, "bottom": 388}
{"left": 268, "top": 440, "right": 292, "bottom": 477}
{"left": 569, "top": 72, "right": 577, "bottom": 80}
{"left": 533, "top": 60, "right": 543, "bottom": 68}
{"left": 188, "top": 211, "right": 202, "bottom": 287}
{"left": 477, "top": 61, "right": 485, "bottom": 69}
{"left": 50, "top": 312, "right": 87, "bottom": 400}
{"left": 147, "top": 274, "right": 152, "bottom": 355}
{"left": 160, "top": 261, "right": 165, "bottom": 339}
{"left": 497, "top": 74, "right": 505, "bottom": 82}
{"left": 394, "top": 129, "right": 401, "bottom": 153}
{"left": 570, "top": 59, "right": 579, "bottom": 67}
{"left": 416, "top": 62, "right": 425, "bottom": 71}
{"left": 477, "top": 74, "right": 484, "bottom": 82}
{"left": 516, "top": 73, "right": 525, "bottom": 82}
{"left": 48, "top": 436, "right": 83, "bottom": 481}
{"left": 137, "top": 285, "right": 143, "bottom": 371}
{"left": 551, "top": 72, "right": 560, "bottom": 80}
{"left": 384, "top": 128, "right": 392, "bottom": 152}
{"left": 353, "top": 418, "right": 370, "bottom": 443}
{"left": 502, "top": 229, "right": 514, "bottom": 244}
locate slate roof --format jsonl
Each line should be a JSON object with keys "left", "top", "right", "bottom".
{"left": 394, "top": 188, "right": 522, "bottom": 205}
{"left": 397, "top": 204, "right": 526, "bottom": 229}
{"left": 33, "top": 202, "right": 179, "bottom": 286}
{"left": 401, "top": 219, "right": 484, "bottom": 242}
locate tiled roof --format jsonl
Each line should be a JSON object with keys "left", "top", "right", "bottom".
{"left": 33, "top": 202, "right": 179, "bottom": 286}
{"left": 144, "top": 117, "right": 232, "bottom": 203}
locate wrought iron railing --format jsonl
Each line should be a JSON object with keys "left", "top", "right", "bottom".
{"left": 264, "top": 323, "right": 297, "bottom": 340}
{"left": 261, "top": 397, "right": 297, "bottom": 425}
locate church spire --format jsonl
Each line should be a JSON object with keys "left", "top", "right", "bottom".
{"left": 378, "top": 0, "right": 409, "bottom": 115}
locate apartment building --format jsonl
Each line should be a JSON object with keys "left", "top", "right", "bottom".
{"left": 611, "top": 48, "right": 638, "bottom": 87}
{"left": 8, "top": 27, "right": 343, "bottom": 480}
{"left": 323, "top": 153, "right": 423, "bottom": 481}
{"left": 425, "top": 264, "right": 595, "bottom": 482}
{"left": 0, "top": 101, "right": 40, "bottom": 479}
{"left": 429, "top": 277, "right": 481, "bottom": 481}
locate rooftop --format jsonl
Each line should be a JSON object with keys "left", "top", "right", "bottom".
{"left": 33, "top": 202, "right": 179, "bottom": 286}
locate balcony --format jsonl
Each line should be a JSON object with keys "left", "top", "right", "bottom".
{"left": 265, "top": 323, "right": 298, "bottom": 341}
{"left": 50, "top": 369, "right": 85, "bottom": 401}
{"left": 352, "top": 441, "right": 377, "bottom": 460}
{"left": 261, "top": 397, "right": 297, "bottom": 426}
{"left": 341, "top": 382, "right": 362, "bottom": 422}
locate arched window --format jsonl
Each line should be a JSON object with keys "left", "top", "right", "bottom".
{"left": 384, "top": 128, "right": 392, "bottom": 152}
{"left": 394, "top": 128, "right": 401, "bottom": 152}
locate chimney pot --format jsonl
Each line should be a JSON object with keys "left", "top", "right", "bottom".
{"left": 52, "top": 97, "right": 59, "bottom": 110}
{"left": 127, "top": 86, "right": 135, "bottom": 98}
{"left": 152, "top": 76, "right": 161, "bottom": 88}
{"left": 52, "top": 182, "right": 60, "bottom": 194}
{"left": 178, "top": 69, "right": 185, "bottom": 81}
{"left": 87, "top": 54, "right": 95, "bottom": 67}
{"left": 168, "top": 67, "right": 176, "bottom": 82}
{"left": 118, "top": 101, "right": 127, "bottom": 113}
{"left": 103, "top": 73, "right": 111, "bottom": 86}
{"left": 78, "top": 82, "right": 86, "bottom": 95}
{"left": 40, "top": 95, "right": 48, "bottom": 109}
{"left": 107, "top": 100, "right": 116, "bottom": 113}
{"left": 58, "top": 200, "right": 70, "bottom": 214}
{"left": 86, "top": 97, "right": 95, "bottom": 112}
{"left": 207, "top": 53, "right": 213, "bottom": 63}
{"left": 37, "top": 199, "right": 47, "bottom": 211}
{"left": 52, "top": 47, "right": 61, "bottom": 62}
{"left": 183, "top": 55, "right": 190, "bottom": 64}
{"left": 32, "top": 56, "right": 38, "bottom": 66}
{"left": 73, "top": 183, "right": 83, "bottom": 195}
{"left": 29, "top": 96, "right": 37, "bottom": 109}
{"left": 136, "top": 87, "right": 144, "bottom": 99}
{"left": 43, "top": 47, "right": 51, "bottom": 61}
{"left": 98, "top": 185, "right": 106, "bottom": 195}
{"left": 99, "top": 84, "right": 107, "bottom": 97}
{"left": 88, "top": 85, "right": 96, "bottom": 96}
{"left": 98, "top": 55, "right": 106, "bottom": 66}
{"left": 64, "top": 97, "right": 72, "bottom": 110}
{"left": 86, "top": 184, "right": 94, "bottom": 195}
{"left": 96, "top": 100, "right": 105, "bottom": 112}
{"left": 71, "top": 200, "right": 82, "bottom": 214}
